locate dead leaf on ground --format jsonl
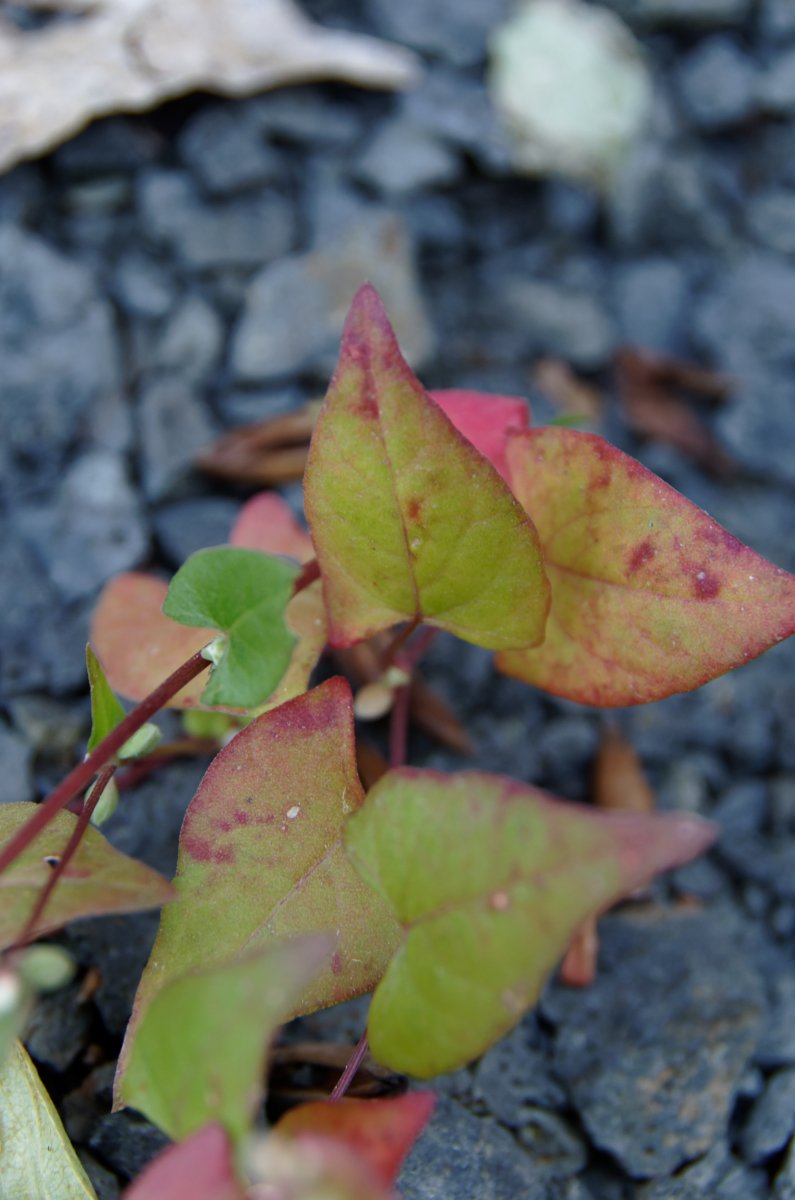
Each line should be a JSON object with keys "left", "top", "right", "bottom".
{"left": 616, "top": 347, "right": 734, "bottom": 475}
{"left": 532, "top": 358, "right": 603, "bottom": 424}
{"left": 197, "top": 404, "right": 319, "bottom": 487}
{"left": 0, "top": 0, "right": 420, "bottom": 175}
{"left": 560, "top": 722, "right": 656, "bottom": 987}
{"left": 267, "top": 1042, "right": 405, "bottom": 1116}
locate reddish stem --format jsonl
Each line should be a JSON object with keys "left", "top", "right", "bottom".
{"left": 11, "top": 764, "right": 117, "bottom": 951}
{"left": 0, "top": 650, "right": 210, "bottom": 876}
{"left": 380, "top": 617, "right": 420, "bottom": 670}
{"left": 389, "top": 682, "right": 412, "bottom": 770}
{"left": 329, "top": 1030, "right": 370, "bottom": 1102}
{"left": 293, "top": 558, "right": 320, "bottom": 594}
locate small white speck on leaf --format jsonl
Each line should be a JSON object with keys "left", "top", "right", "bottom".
{"left": 286, "top": 805, "right": 300, "bottom": 820}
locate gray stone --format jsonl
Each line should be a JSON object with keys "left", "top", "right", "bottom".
{"left": 62, "top": 176, "right": 132, "bottom": 216}
{"left": 696, "top": 254, "right": 795, "bottom": 376}
{"left": 231, "top": 211, "right": 434, "bottom": 382}
{"left": 138, "top": 376, "right": 216, "bottom": 500}
{"left": 371, "top": 0, "right": 511, "bottom": 66}
{"left": 0, "top": 164, "right": 43, "bottom": 224}
{"left": 761, "top": 0, "right": 795, "bottom": 41}
{"left": 613, "top": 258, "right": 689, "bottom": 354}
{"left": 758, "top": 49, "right": 795, "bottom": 114}
{"left": 179, "top": 104, "right": 281, "bottom": 196}
{"left": 6, "top": 695, "right": 86, "bottom": 763}
{"left": 473, "top": 1022, "right": 566, "bottom": 1124}
{"left": 516, "top": 1109, "right": 588, "bottom": 1180}
{"left": 88, "top": 1112, "right": 170, "bottom": 1182}
{"left": 0, "top": 722, "right": 33, "bottom": 804}
{"left": 24, "top": 983, "right": 92, "bottom": 1072}
{"left": 248, "top": 89, "right": 363, "bottom": 147}
{"left": 609, "top": 144, "right": 731, "bottom": 251}
{"left": 740, "top": 1067, "right": 795, "bottom": 1163}
{"left": 138, "top": 169, "right": 295, "bottom": 269}
{"left": 501, "top": 278, "right": 615, "bottom": 370}
{"left": 153, "top": 497, "right": 238, "bottom": 566}
{"left": 600, "top": 0, "right": 752, "bottom": 26}
{"left": 676, "top": 37, "right": 756, "bottom": 131}
{"left": 17, "top": 452, "right": 148, "bottom": 601}
{"left": 355, "top": 118, "right": 460, "bottom": 197}
{"left": 712, "top": 780, "right": 767, "bottom": 836}
{"left": 400, "top": 69, "right": 512, "bottom": 174}
{"left": 112, "top": 253, "right": 175, "bottom": 320}
{"left": 396, "top": 1095, "right": 551, "bottom": 1199}
{"left": 148, "top": 294, "right": 224, "bottom": 384}
{"left": 637, "top": 1143, "right": 768, "bottom": 1199}
{"left": 54, "top": 117, "right": 160, "bottom": 176}
{"left": 747, "top": 188, "right": 795, "bottom": 255}
{"left": 77, "top": 1152, "right": 121, "bottom": 1200}
{"left": 776, "top": 1137, "right": 795, "bottom": 1198}
{"left": 547, "top": 909, "right": 764, "bottom": 1179}
{"left": 543, "top": 181, "right": 599, "bottom": 237}
{"left": 714, "top": 370, "right": 795, "bottom": 487}
{"left": 216, "top": 386, "right": 304, "bottom": 428}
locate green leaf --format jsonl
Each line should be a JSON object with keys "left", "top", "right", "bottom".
{"left": 85, "top": 645, "right": 126, "bottom": 753}
{"left": 345, "top": 768, "right": 715, "bottom": 1078}
{"left": 88, "top": 776, "right": 119, "bottom": 827}
{"left": 0, "top": 1040, "right": 97, "bottom": 1198}
{"left": 118, "top": 723, "right": 162, "bottom": 761}
{"left": 0, "top": 804, "right": 174, "bottom": 950}
{"left": 163, "top": 547, "right": 299, "bottom": 709}
{"left": 117, "top": 681, "right": 400, "bottom": 1104}
{"left": 498, "top": 428, "right": 795, "bottom": 704}
{"left": 304, "top": 284, "right": 550, "bottom": 650}
{"left": 18, "top": 944, "right": 75, "bottom": 993}
{"left": 182, "top": 709, "right": 236, "bottom": 740}
{"left": 118, "top": 936, "right": 331, "bottom": 1143}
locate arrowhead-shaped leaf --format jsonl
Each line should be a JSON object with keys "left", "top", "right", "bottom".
{"left": 122, "top": 1124, "right": 244, "bottom": 1200}
{"left": 275, "top": 1094, "right": 435, "bottom": 1189}
{"left": 117, "top": 680, "right": 400, "bottom": 1103}
{"left": 430, "top": 390, "right": 530, "bottom": 483}
{"left": 119, "top": 936, "right": 331, "bottom": 1143}
{"left": 230, "top": 491, "right": 315, "bottom": 562}
{"left": 498, "top": 428, "right": 795, "bottom": 705}
{"left": 0, "top": 804, "right": 174, "bottom": 950}
{"left": 163, "top": 547, "right": 298, "bottom": 708}
{"left": 0, "top": 1041, "right": 97, "bottom": 1199}
{"left": 345, "top": 768, "right": 715, "bottom": 1078}
{"left": 303, "top": 284, "right": 549, "bottom": 650}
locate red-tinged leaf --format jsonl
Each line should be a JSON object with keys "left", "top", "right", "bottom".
{"left": 122, "top": 1124, "right": 244, "bottom": 1200}
{"left": 276, "top": 1094, "right": 435, "bottom": 1189}
{"left": 0, "top": 803, "right": 174, "bottom": 949}
{"left": 92, "top": 573, "right": 217, "bottom": 709}
{"left": 117, "top": 680, "right": 400, "bottom": 1103}
{"left": 429, "top": 389, "right": 530, "bottom": 483}
{"left": 119, "top": 937, "right": 332, "bottom": 1143}
{"left": 248, "top": 1132, "right": 389, "bottom": 1200}
{"left": 498, "top": 428, "right": 795, "bottom": 705}
{"left": 230, "top": 491, "right": 315, "bottom": 563}
{"left": 345, "top": 768, "right": 716, "bottom": 1077}
{"left": 91, "top": 572, "right": 325, "bottom": 713}
{"left": 303, "top": 284, "right": 549, "bottom": 651}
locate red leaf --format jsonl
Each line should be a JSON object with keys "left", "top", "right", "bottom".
{"left": 430, "top": 389, "right": 529, "bottom": 482}
{"left": 276, "top": 1093, "right": 435, "bottom": 1189}
{"left": 499, "top": 428, "right": 795, "bottom": 705}
{"left": 230, "top": 492, "right": 314, "bottom": 563}
{"left": 122, "top": 1124, "right": 244, "bottom": 1200}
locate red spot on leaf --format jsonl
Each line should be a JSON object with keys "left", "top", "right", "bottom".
{"left": 331, "top": 951, "right": 343, "bottom": 975}
{"left": 627, "top": 538, "right": 656, "bottom": 575}
{"left": 693, "top": 569, "right": 721, "bottom": 599}
{"left": 406, "top": 498, "right": 422, "bottom": 523}
{"left": 182, "top": 834, "right": 234, "bottom": 864}
{"left": 233, "top": 808, "right": 252, "bottom": 826}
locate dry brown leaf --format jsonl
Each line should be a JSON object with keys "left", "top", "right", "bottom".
{"left": 560, "top": 722, "right": 656, "bottom": 987}
{"left": 532, "top": 357, "right": 603, "bottom": 423}
{"left": 616, "top": 347, "right": 734, "bottom": 475}
{"left": 197, "top": 404, "right": 318, "bottom": 486}
{"left": 0, "top": 0, "right": 420, "bottom": 175}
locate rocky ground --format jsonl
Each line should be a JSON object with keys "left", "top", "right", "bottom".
{"left": 2, "top": 0, "right": 795, "bottom": 1196}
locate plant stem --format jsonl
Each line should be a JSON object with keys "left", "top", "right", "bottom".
{"left": 11, "top": 764, "right": 116, "bottom": 951}
{"left": 389, "top": 681, "right": 412, "bottom": 769}
{"left": 293, "top": 558, "right": 320, "bottom": 594}
{"left": 329, "top": 1030, "right": 370, "bottom": 1102}
{"left": 0, "top": 650, "right": 210, "bottom": 876}
{"left": 380, "top": 616, "right": 420, "bottom": 670}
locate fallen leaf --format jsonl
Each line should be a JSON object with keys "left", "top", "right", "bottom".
{"left": 276, "top": 1093, "right": 435, "bottom": 1189}
{"left": 430, "top": 389, "right": 530, "bottom": 483}
{"left": 0, "top": 0, "right": 419, "bottom": 175}
{"left": 268, "top": 1042, "right": 403, "bottom": 1112}
{"left": 247, "top": 1131, "right": 388, "bottom": 1200}
{"left": 122, "top": 1123, "right": 245, "bottom": 1200}
{"left": 345, "top": 767, "right": 715, "bottom": 1077}
{"left": 229, "top": 490, "right": 315, "bottom": 562}
{"left": 0, "top": 803, "right": 174, "bottom": 950}
{"left": 532, "top": 358, "right": 603, "bottom": 424}
{"left": 0, "top": 1040, "right": 97, "bottom": 1198}
{"left": 118, "top": 936, "right": 332, "bottom": 1142}
{"left": 117, "top": 680, "right": 400, "bottom": 1110}
{"left": 616, "top": 347, "right": 733, "bottom": 474}
{"left": 498, "top": 428, "right": 795, "bottom": 705}
{"left": 197, "top": 406, "right": 319, "bottom": 489}
{"left": 304, "top": 284, "right": 550, "bottom": 650}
